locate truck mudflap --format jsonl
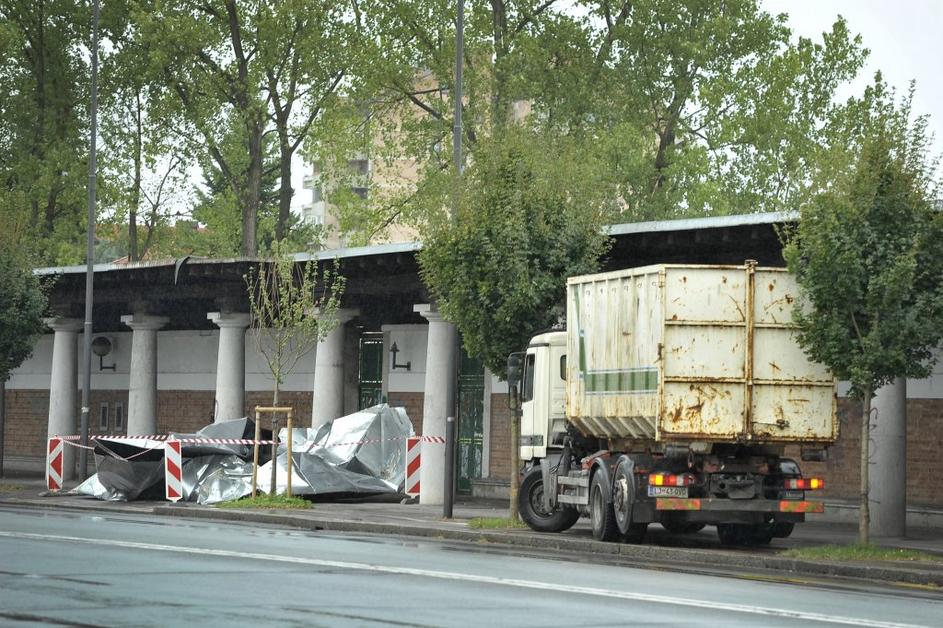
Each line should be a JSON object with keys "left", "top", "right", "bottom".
{"left": 655, "top": 498, "right": 824, "bottom": 514}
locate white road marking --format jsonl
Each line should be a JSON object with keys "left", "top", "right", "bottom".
{"left": 0, "top": 530, "right": 929, "bottom": 628}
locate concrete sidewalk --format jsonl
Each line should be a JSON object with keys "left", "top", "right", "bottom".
{"left": 3, "top": 461, "right": 943, "bottom": 589}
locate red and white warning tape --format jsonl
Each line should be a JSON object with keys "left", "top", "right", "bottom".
{"left": 60, "top": 434, "right": 169, "bottom": 441}
{"left": 51, "top": 429, "right": 442, "bottom": 469}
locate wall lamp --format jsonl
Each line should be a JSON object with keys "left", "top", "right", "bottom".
{"left": 91, "top": 336, "right": 116, "bottom": 371}
{"left": 389, "top": 341, "right": 411, "bottom": 371}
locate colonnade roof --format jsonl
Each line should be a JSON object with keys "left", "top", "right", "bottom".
{"left": 35, "top": 211, "right": 792, "bottom": 333}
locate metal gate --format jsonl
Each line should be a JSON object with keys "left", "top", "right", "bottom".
{"left": 457, "top": 347, "right": 484, "bottom": 493}
{"left": 358, "top": 333, "right": 384, "bottom": 409}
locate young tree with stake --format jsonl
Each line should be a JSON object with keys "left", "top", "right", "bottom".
{"left": 784, "top": 80, "right": 943, "bottom": 545}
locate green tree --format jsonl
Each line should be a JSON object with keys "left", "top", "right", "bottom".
{"left": 136, "top": 0, "right": 359, "bottom": 256}
{"left": 245, "top": 240, "right": 345, "bottom": 407}
{"left": 420, "top": 129, "right": 611, "bottom": 519}
{"left": 590, "top": 0, "right": 866, "bottom": 219}
{"left": 783, "top": 79, "right": 943, "bottom": 545}
{"left": 0, "top": 235, "right": 48, "bottom": 387}
{"left": 98, "top": 0, "right": 191, "bottom": 262}
{"left": 319, "top": 0, "right": 867, "bottom": 242}
{"left": 0, "top": 0, "right": 90, "bottom": 264}
{"left": 315, "top": 0, "right": 607, "bottom": 241}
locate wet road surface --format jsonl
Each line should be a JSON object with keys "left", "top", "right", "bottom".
{"left": 0, "top": 506, "right": 940, "bottom": 627}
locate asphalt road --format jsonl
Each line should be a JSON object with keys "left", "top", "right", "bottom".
{"left": 0, "top": 506, "right": 941, "bottom": 628}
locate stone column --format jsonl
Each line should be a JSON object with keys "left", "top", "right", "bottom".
{"left": 871, "top": 377, "right": 907, "bottom": 537}
{"left": 45, "top": 318, "right": 82, "bottom": 481}
{"left": 208, "top": 312, "right": 251, "bottom": 422}
{"left": 414, "top": 304, "right": 458, "bottom": 505}
{"left": 312, "top": 309, "right": 359, "bottom": 428}
{"left": 121, "top": 314, "right": 168, "bottom": 435}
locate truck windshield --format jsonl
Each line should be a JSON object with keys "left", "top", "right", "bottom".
{"left": 522, "top": 353, "right": 535, "bottom": 402}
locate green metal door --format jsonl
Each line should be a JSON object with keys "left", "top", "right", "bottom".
{"left": 457, "top": 347, "right": 485, "bottom": 493}
{"left": 358, "top": 333, "right": 384, "bottom": 409}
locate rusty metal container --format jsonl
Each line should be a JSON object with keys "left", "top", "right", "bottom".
{"left": 566, "top": 263, "right": 837, "bottom": 444}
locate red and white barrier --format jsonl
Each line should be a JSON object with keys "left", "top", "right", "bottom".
{"left": 405, "top": 437, "right": 421, "bottom": 497}
{"left": 46, "top": 437, "right": 64, "bottom": 492}
{"left": 164, "top": 439, "right": 183, "bottom": 502}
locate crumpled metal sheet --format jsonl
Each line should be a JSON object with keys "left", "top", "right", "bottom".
{"left": 73, "top": 404, "right": 414, "bottom": 503}
{"left": 183, "top": 454, "right": 255, "bottom": 505}
{"left": 256, "top": 405, "right": 414, "bottom": 497}
{"left": 72, "top": 437, "right": 166, "bottom": 501}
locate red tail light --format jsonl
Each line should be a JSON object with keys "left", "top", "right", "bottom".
{"left": 785, "top": 478, "right": 824, "bottom": 490}
{"left": 650, "top": 472, "right": 696, "bottom": 487}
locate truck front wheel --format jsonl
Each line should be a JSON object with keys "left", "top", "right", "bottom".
{"left": 519, "top": 467, "right": 579, "bottom": 533}
{"left": 590, "top": 472, "right": 621, "bottom": 542}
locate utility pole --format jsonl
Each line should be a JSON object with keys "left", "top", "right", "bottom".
{"left": 79, "top": 0, "right": 101, "bottom": 480}
{"left": 452, "top": 0, "right": 464, "bottom": 210}
{"left": 449, "top": 0, "right": 465, "bottom": 505}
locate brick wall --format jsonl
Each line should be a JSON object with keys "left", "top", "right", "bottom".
{"left": 489, "top": 393, "right": 511, "bottom": 479}
{"left": 6, "top": 386, "right": 941, "bottom": 508}
{"left": 244, "top": 391, "right": 313, "bottom": 428}
{"left": 786, "top": 397, "right": 943, "bottom": 507}
{"left": 387, "top": 392, "right": 424, "bottom": 435}
{"left": 3, "top": 390, "right": 50, "bottom": 456}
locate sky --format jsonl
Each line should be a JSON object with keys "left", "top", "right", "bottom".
{"left": 291, "top": 1, "right": 943, "bottom": 215}
{"left": 763, "top": 0, "right": 943, "bottom": 155}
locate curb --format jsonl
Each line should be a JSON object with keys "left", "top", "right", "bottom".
{"left": 151, "top": 505, "right": 943, "bottom": 588}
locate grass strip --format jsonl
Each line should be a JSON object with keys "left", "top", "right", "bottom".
{"left": 782, "top": 544, "right": 942, "bottom": 563}
{"left": 216, "top": 494, "right": 311, "bottom": 510}
{"left": 467, "top": 517, "right": 527, "bottom": 529}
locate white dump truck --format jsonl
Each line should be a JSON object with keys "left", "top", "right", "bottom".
{"left": 508, "top": 262, "right": 836, "bottom": 545}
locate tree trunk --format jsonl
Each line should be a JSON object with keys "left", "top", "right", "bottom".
{"left": 129, "top": 89, "right": 142, "bottom": 261}
{"left": 276, "top": 132, "right": 292, "bottom": 242}
{"left": 859, "top": 390, "right": 872, "bottom": 545}
{"left": 0, "top": 379, "right": 6, "bottom": 478}
{"left": 509, "top": 409, "right": 520, "bottom": 521}
{"left": 490, "top": 1, "right": 509, "bottom": 135}
{"left": 269, "top": 382, "right": 280, "bottom": 496}
{"left": 241, "top": 121, "right": 263, "bottom": 257}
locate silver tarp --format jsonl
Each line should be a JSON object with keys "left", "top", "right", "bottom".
{"left": 72, "top": 437, "right": 166, "bottom": 501}
{"left": 256, "top": 405, "right": 414, "bottom": 497}
{"left": 72, "top": 405, "right": 414, "bottom": 504}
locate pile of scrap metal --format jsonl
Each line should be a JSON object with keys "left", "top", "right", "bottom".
{"left": 72, "top": 404, "right": 414, "bottom": 505}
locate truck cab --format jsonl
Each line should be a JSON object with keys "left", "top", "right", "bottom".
{"left": 519, "top": 331, "right": 567, "bottom": 462}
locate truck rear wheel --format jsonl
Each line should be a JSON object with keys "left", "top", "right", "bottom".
{"left": 717, "top": 523, "right": 773, "bottom": 546}
{"left": 612, "top": 455, "right": 648, "bottom": 544}
{"left": 519, "top": 467, "right": 579, "bottom": 533}
{"left": 590, "top": 472, "right": 621, "bottom": 542}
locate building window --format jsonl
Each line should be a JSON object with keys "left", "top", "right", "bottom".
{"left": 312, "top": 185, "right": 323, "bottom": 203}
{"left": 99, "top": 402, "right": 109, "bottom": 431}
{"left": 351, "top": 186, "right": 368, "bottom": 200}
{"left": 114, "top": 402, "right": 124, "bottom": 431}
{"left": 348, "top": 158, "right": 369, "bottom": 175}
{"left": 522, "top": 353, "right": 536, "bottom": 402}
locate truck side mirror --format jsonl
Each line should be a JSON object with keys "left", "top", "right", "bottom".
{"left": 507, "top": 353, "right": 523, "bottom": 390}
{"left": 507, "top": 352, "right": 524, "bottom": 411}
